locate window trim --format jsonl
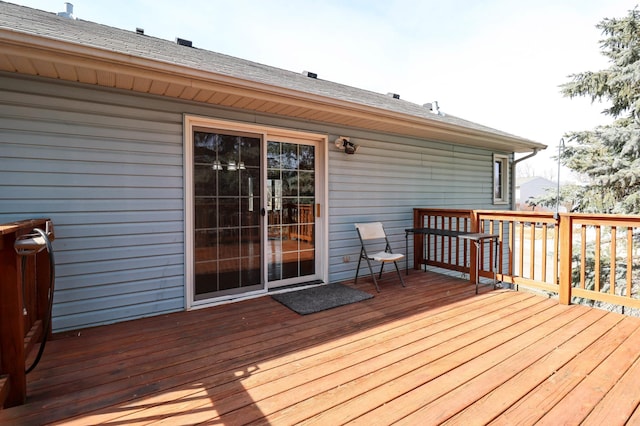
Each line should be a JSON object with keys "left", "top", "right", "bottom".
{"left": 493, "top": 154, "right": 509, "bottom": 204}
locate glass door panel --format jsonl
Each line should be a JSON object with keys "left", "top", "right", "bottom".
{"left": 267, "top": 141, "right": 316, "bottom": 285}
{"left": 193, "top": 130, "right": 262, "bottom": 300}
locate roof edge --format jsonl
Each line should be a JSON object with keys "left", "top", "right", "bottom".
{"left": 0, "top": 26, "right": 547, "bottom": 153}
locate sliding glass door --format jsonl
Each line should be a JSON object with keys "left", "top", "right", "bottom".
{"left": 193, "top": 129, "right": 262, "bottom": 300}
{"left": 266, "top": 140, "right": 317, "bottom": 286}
{"left": 186, "top": 117, "right": 325, "bottom": 305}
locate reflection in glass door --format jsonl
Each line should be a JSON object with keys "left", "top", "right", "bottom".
{"left": 193, "top": 130, "right": 262, "bottom": 300}
{"left": 267, "top": 141, "right": 316, "bottom": 285}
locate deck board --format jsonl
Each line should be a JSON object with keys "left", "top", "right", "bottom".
{"left": 406, "top": 308, "right": 619, "bottom": 425}
{"left": 2, "top": 271, "right": 640, "bottom": 425}
{"left": 448, "top": 314, "right": 640, "bottom": 425}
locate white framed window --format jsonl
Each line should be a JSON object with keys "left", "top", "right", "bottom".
{"left": 493, "top": 154, "right": 509, "bottom": 204}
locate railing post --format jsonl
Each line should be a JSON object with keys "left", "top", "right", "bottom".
{"left": 412, "top": 209, "right": 423, "bottom": 270}
{"left": 469, "top": 210, "right": 479, "bottom": 285}
{"left": 558, "top": 213, "right": 572, "bottom": 305}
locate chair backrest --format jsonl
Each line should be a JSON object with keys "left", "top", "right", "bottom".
{"left": 355, "top": 222, "right": 387, "bottom": 241}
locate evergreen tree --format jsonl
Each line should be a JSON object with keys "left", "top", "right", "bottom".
{"left": 535, "top": 7, "right": 640, "bottom": 213}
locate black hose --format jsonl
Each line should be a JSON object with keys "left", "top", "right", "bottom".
{"left": 21, "top": 256, "right": 27, "bottom": 316}
{"left": 25, "top": 228, "right": 55, "bottom": 374}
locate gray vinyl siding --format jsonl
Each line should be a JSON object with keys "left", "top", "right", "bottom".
{"left": 327, "top": 133, "right": 510, "bottom": 283}
{"left": 0, "top": 73, "right": 511, "bottom": 331}
{"left": 0, "top": 75, "right": 185, "bottom": 332}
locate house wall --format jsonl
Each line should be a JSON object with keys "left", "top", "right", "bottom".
{"left": 0, "top": 73, "right": 511, "bottom": 332}
{"left": 0, "top": 75, "right": 187, "bottom": 331}
{"left": 327, "top": 134, "right": 509, "bottom": 283}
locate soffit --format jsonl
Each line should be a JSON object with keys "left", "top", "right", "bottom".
{"left": 0, "top": 28, "right": 546, "bottom": 153}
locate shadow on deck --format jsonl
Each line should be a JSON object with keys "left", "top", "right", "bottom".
{"left": 2, "top": 270, "right": 640, "bottom": 425}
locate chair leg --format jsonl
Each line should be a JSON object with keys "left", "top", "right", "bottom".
{"left": 364, "top": 257, "right": 381, "bottom": 292}
{"left": 355, "top": 253, "right": 363, "bottom": 284}
{"left": 378, "top": 263, "right": 384, "bottom": 279}
{"left": 393, "top": 261, "right": 406, "bottom": 287}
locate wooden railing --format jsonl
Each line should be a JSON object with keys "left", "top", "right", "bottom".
{"left": 558, "top": 213, "right": 640, "bottom": 312}
{"left": 411, "top": 208, "right": 472, "bottom": 274}
{"left": 474, "top": 210, "right": 559, "bottom": 293}
{"left": 0, "top": 219, "right": 54, "bottom": 408}
{"left": 413, "top": 209, "right": 640, "bottom": 313}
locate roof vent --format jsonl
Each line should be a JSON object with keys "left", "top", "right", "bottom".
{"left": 136, "top": 28, "right": 145, "bottom": 35}
{"left": 387, "top": 92, "right": 400, "bottom": 100}
{"left": 57, "top": 2, "right": 74, "bottom": 19}
{"left": 176, "top": 38, "right": 193, "bottom": 47}
{"left": 424, "top": 101, "right": 443, "bottom": 115}
{"left": 302, "top": 71, "right": 318, "bottom": 79}
{"left": 432, "top": 101, "right": 441, "bottom": 115}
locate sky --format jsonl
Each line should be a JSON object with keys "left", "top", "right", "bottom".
{"left": 9, "top": 0, "right": 639, "bottom": 179}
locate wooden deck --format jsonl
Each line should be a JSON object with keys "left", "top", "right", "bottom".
{"left": 3, "top": 271, "right": 640, "bottom": 425}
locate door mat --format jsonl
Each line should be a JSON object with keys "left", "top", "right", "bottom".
{"left": 271, "top": 283, "right": 374, "bottom": 315}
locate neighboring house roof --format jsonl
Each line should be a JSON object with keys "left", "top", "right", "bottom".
{"left": 516, "top": 176, "right": 556, "bottom": 188}
{"left": 0, "top": 1, "right": 546, "bottom": 153}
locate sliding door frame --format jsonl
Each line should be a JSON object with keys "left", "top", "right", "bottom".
{"left": 183, "top": 115, "right": 328, "bottom": 310}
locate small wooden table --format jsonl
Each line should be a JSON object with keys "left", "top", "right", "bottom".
{"left": 457, "top": 232, "right": 499, "bottom": 294}
{"left": 405, "top": 228, "right": 499, "bottom": 293}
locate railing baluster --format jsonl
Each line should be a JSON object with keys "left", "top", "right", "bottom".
{"left": 426, "top": 215, "right": 432, "bottom": 266}
{"left": 463, "top": 217, "right": 468, "bottom": 270}
{"left": 447, "top": 216, "right": 452, "bottom": 266}
{"left": 610, "top": 226, "right": 617, "bottom": 295}
{"left": 553, "top": 221, "right": 559, "bottom": 285}
{"left": 541, "top": 224, "right": 548, "bottom": 282}
{"left": 627, "top": 227, "right": 633, "bottom": 298}
{"left": 518, "top": 222, "right": 525, "bottom": 278}
{"left": 498, "top": 220, "right": 504, "bottom": 278}
{"left": 488, "top": 220, "right": 495, "bottom": 275}
{"left": 529, "top": 222, "right": 536, "bottom": 279}
{"left": 595, "top": 226, "right": 601, "bottom": 293}
{"left": 580, "top": 225, "right": 587, "bottom": 289}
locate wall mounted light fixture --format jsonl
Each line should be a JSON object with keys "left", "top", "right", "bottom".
{"left": 335, "top": 136, "right": 359, "bottom": 154}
